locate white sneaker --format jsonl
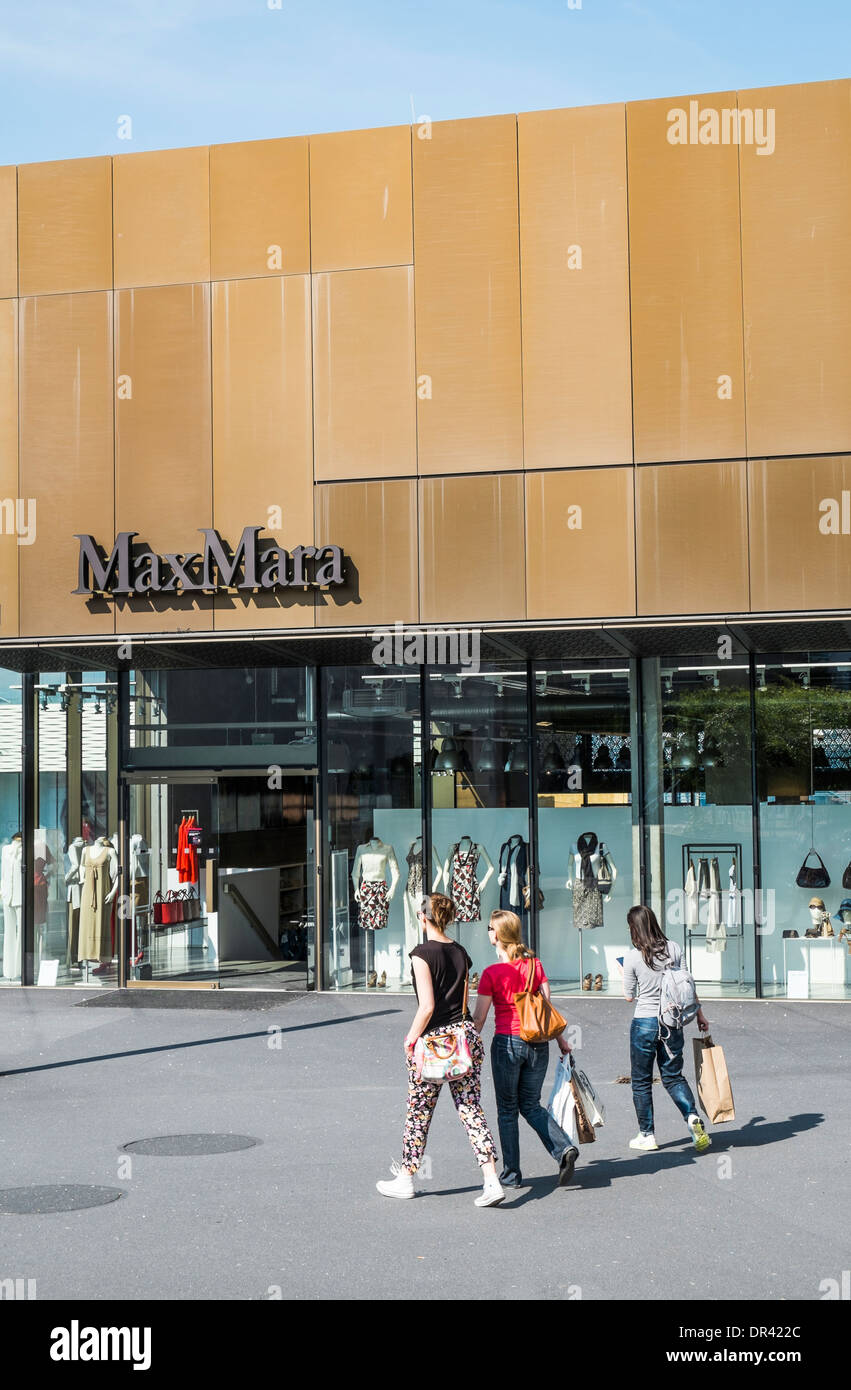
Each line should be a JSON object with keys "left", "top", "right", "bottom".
{"left": 376, "top": 1160, "right": 416, "bottom": 1199}
{"left": 474, "top": 1181, "right": 505, "bottom": 1208}
{"left": 629, "top": 1132, "right": 659, "bottom": 1151}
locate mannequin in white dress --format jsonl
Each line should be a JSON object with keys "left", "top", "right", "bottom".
{"left": 65, "top": 836, "right": 86, "bottom": 966}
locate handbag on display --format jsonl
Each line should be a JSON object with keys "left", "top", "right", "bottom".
{"left": 842, "top": 864, "right": 851, "bottom": 890}
{"left": 153, "top": 890, "right": 166, "bottom": 926}
{"left": 514, "top": 957, "right": 566, "bottom": 1044}
{"left": 596, "top": 854, "right": 613, "bottom": 895}
{"left": 782, "top": 930, "right": 799, "bottom": 939}
{"left": 522, "top": 884, "right": 545, "bottom": 910}
{"left": 795, "top": 850, "right": 830, "bottom": 889}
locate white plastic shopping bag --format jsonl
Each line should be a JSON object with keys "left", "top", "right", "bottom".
{"left": 548, "top": 1053, "right": 579, "bottom": 1145}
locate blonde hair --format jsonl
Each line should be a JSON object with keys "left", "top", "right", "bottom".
{"left": 489, "top": 910, "right": 534, "bottom": 961}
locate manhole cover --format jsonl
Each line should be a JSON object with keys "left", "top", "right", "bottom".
{"left": 0, "top": 1185, "right": 124, "bottom": 1214}
{"left": 122, "top": 1133, "right": 260, "bottom": 1156}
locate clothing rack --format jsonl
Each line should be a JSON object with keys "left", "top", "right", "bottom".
{"left": 681, "top": 842, "right": 745, "bottom": 987}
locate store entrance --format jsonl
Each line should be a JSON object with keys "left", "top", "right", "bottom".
{"left": 126, "top": 771, "right": 316, "bottom": 989}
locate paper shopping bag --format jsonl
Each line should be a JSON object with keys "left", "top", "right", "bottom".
{"left": 693, "top": 1035, "right": 735, "bottom": 1124}
{"left": 569, "top": 1076, "right": 596, "bottom": 1144}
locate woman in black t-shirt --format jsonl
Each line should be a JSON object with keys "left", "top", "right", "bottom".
{"left": 376, "top": 893, "right": 504, "bottom": 1207}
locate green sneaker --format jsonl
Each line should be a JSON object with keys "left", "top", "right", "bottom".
{"left": 688, "top": 1115, "right": 711, "bottom": 1153}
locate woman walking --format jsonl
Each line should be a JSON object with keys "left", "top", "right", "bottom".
{"left": 472, "top": 909, "right": 579, "bottom": 1188}
{"left": 376, "top": 893, "right": 505, "bottom": 1207}
{"left": 622, "top": 904, "right": 711, "bottom": 1153}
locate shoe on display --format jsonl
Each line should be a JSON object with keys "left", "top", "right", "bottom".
{"left": 376, "top": 1160, "right": 416, "bottom": 1200}
{"left": 367, "top": 970, "right": 378, "bottom": 988}
{"left": 629, "top": 1133, "right": 659, "bottom": 1151}
{"left": 474, "top": 1181, "right": 505, "bottom": 1208}
{"left": 582, "top": 973, "right": 592, "bottom": 991}
{"left": 469, "top": 972, "right": 480, "bottom": 991}
{"left": 593, "top": 973, "right": 603, "bottom": 991}
{"left": 558, "top": 1146, "right": 579, "bottom": 1186}
{"left": 688, "top": 1115, "right": 711, "bottom": 1153}
{"left": 377, "top": 971, "right": 386, "bottom": 988}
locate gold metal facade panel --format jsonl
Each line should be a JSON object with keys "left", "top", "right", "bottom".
{"left": 740, "top": 80, "right": 851, "bottom": 457}
{"left": 210, "top": 137, "right": 309, "bottom": 281}
{"left": 627, "top": 93, "right": 746, "bottom": 463}
{"left": 212, "top": 276, "right": 314, "bottom": 630}
{"left": 316, "top": 479, "right": 418, "bottom": 627}
{"left": 309, "top": 126, "right": 413, "bottom": 271}
{"left": 518, "top": 105, "right": 632, "bottom": 468}
{"left": 19, "top": 293, "right": 114, "bottom": 637}
{"left": 420, "top": 474, "right": 525, "bottom": 622}
{"left": 115, "top": 284, "right": 213, "bottom": 632}
{"left": 0, "top": 167, "right": 18, "bottom": 299}
{"left": 0, "top": 299, "right": 18, "bottom": 636}
{"left": 526, "top": 469, "right": 636, "bottom": 619}
{"left": 18, "top": 157, "right": 112, "bottom": 297}
{"left": 636, "top": 461, "right": 749, "bottom": 614}
{"left": 312, "top": 266, "right": 416, "bottom": 481}
{"left": 749, "top": 456, "right": 851, "bottom": 611}
{"left": 113, "top": 146, "right": 210, "bottom": 289}
{"left": 413, "top": 115, "right": 523, "bottom": 475}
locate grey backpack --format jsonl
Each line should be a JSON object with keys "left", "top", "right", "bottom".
{"left": 658, "top": 946, "right": 699, "bottom": 1051}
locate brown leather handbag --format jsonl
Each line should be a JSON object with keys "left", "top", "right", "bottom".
{"left": 514, "top": 956, "right": 566, "bottom": 1043}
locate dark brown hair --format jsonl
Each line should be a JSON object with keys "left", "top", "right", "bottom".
{"left": 419, "top": 893, "right": 456, "bottom": 933}
{"left": 627, "top": 904, "right": 669, "bottom": 969}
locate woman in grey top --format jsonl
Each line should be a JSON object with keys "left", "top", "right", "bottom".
{"left": 622, "top": 905, "right": 711, "bottom": 1154}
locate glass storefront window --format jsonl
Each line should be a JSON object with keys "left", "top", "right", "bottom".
{"left": 534, "top": 663, "right": 637, "bottom": 989}
{"left": 757, "top": 654, "right": 851, "bottom": 1001}
{"left": 0, "top": 668, "right": 22, "bottom": 986}
{"left": 322, "top": 666, "right": 422, "bottom": 991}
{"left": 128, "top": 667, "right": 314, "bottom": 770}
{"left": 32, "top": 671, "right": 119, "bottom": 987}
{"left": 427, "top": 665, "right": 529, "bottom": 978}
{"left": 643, "top": 654, "right": 756, "bottom": 999}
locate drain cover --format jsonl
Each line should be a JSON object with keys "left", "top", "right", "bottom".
{"left": 0, "top": 1185, "right": 124, "bottom": 1214}
{"left": 122, "top": 1133, "right": 260, "bottom": 1156}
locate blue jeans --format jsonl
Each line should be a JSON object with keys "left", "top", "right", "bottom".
{"left": 491, "top": 1034, "right": 572, "bottom": 1182}
{"left": 630, "top": 1016, "right": 698, "bottom": 1136}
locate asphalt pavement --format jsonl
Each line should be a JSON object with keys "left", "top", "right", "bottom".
{"left": 0, "top": 988, "right": 847, "bottom": 1301}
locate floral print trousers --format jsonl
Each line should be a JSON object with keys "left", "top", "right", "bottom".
{"left": 401, "top": 1021, "right": 498, "bottom": 1173}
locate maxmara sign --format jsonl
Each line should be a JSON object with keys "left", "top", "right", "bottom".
{"left": 73, "top": 527, "right": 346, "bottom": 596}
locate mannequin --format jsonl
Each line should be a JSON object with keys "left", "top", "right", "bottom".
{"left": 497, "top": 835, "right": 530, "bottom": 925}
{"left": 565, "top": 832, "right": 617, "bottom": 929}
{"left": 65, "top": 836, "right": 86, "bottom": 966}
{"left": 351, "top": 838, "right": 401, "bottom": 931}
{"left": 78, "top": 836, "right": 119, "bottom": 968}
{"left": 402, "top": 836, "right": 442, "bottom": 982}
{"left": 807, "top": 897, "right": 834, "bottom": 938}
{"left": 441, "top": 836, "right": 495, "bottom": 923}
{"left": 130, "top": 834, "right": 149, "bottom": 909}
{"left": 1, "top": 832, "right": 23, "bottom": 980}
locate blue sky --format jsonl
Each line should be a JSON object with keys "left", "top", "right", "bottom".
{"left": 1, "top": 0, "right": 848, "bottom": 164}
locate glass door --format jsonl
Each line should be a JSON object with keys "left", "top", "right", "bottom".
{"left": 127, "top": 772, "right": 315, "bottom": 990}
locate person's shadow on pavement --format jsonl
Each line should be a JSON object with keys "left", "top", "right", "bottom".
{"left": 568, "top": 1111, "right": 825, "bottom": 1191}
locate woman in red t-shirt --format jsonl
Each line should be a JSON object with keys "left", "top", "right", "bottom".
{"left": 472, "top": 910, "right": 577, "bottom": 1188}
